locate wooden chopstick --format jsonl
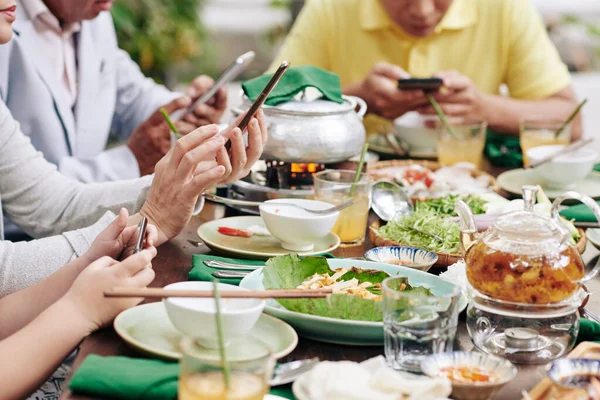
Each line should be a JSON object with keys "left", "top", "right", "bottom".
{"left": 104, "top": 287, "right": 333, "bottom": 299}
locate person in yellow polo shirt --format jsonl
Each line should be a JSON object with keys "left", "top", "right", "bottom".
{"left": 269, "top": 0, "right": 581, "bottom": 139}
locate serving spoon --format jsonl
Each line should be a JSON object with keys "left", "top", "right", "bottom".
{"left": 204, "top": 194, "right": 353, "bottom": 215}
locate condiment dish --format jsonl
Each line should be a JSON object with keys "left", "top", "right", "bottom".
{"left": 421, "top": 351, "right": 517, "bottom": 400}
{"left": 259, "top": 199, "right": 340, "bottom": 251}
{"left": 393, "top": 112, "right": 438, "bottom": 153}
{"left": 163, "top": 281, "right": 265, "bottom": 349}
{"left": 527, "top": 145, "right": 598, "bottom": 189}
{"left": 364, "top": 246, "right": 438, "bottom": 272}
{"left": 547, "top": 358, "right": 600, "bottom": 390}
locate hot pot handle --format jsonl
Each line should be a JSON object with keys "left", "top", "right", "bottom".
{"left": 552, "top": 191, "right": 600, "bottom": 283}
{"left": 353, "top": 97, "right": 368, "bottom": 119}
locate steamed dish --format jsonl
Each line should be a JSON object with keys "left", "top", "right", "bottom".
{"left": 263, "top": 254, "right": 432, "bottom": 321}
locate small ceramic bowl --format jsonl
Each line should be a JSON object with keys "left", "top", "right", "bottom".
{"left": 393, "top": 112, "right": 438, "bottom": 152}
{"left": 421, "top": 352, "right": 517, "bottom": 400}
{"left": 527, "top": 145, "right": 598, "bottom": 189}
{"left": 547, "top": 358, "right": 600, "bottom": 390}
{"left": 259, "top": 199, "right": 340, "bottom": 252}
{"left": 163, "top": 281, "right": 265, "bottom": 349}
{"left": 364, "top": 246, "right": 438, "bottom": 272}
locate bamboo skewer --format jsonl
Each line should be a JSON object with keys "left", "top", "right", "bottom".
{"left": 104, "top": 287, "right": 333, "bottom": 299}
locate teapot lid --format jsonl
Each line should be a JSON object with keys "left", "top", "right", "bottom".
{"left": 494, "top": 185, "right": 564, "bottom": 242}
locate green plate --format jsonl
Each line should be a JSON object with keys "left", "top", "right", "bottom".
{"left": 197, "top": 216, "right": 341, "bottom": 260}
{"left": 239, "top": 259, "right": 467, "bottom": 346}
{"left": 497, "top": 169, "right": 600, "bottom": 199}
{"left": 113, "top": 302, "right": 298, "bottom": 361}
{"left": 587, "top": 229, "right": 600, "bottom": 250}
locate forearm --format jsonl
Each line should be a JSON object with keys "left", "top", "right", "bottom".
{"left": 0, "top": 258, "right": 87, "bottom": 339}
{"left": 0, "top": 299, "right": 91, "bottom": 399}
{"left": 482, "top": 93, "right": 582, "bottom": 140}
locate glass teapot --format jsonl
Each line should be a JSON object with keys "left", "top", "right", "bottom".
{"left": 455, "top": 185, "right": 600, "bottom": 305}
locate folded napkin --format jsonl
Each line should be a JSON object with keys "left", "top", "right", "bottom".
{"left": 70, "top": 355, "right": 295, "bottom": 400}
{"left": 189, "top": 254, "right": 265, "bottom": 285}
{"left": 484, "top": 129, "right": 523, "bottom": 168}
{"left": 595, "top": 163, "right": 600, "bottom": 172}
{"left": 242, "top": 65, "right": 344, "bottom": 106}
{"left": 559, "top": 202, "right": 600, "bottom": 223}
{"left": 577, "top": 318, "right": 600, "bottom": 344}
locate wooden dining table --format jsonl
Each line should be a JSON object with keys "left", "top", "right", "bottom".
{"left": 61, "top": 164, "right": 600, "bottom": 400}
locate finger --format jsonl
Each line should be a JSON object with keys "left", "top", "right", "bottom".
{"left": 193, "top": 160, "right": 219, "bottom": 176}
{"left": 144, "top": 224, "right": 158, "bottom": 248}
{"left": 417, "top": 103, "right": 469, "bottom": 116}
{"left": 130, "top": 266, "right": 156, "bottom": 288}
{"left": 184, "top": 165, "right": 226, "bottom": 198}
{"left": 229, "top": 127, "right": 247, "bottom": 176}
{"left": 256, "top": 108, "right": 268, "bottom": 144}
{"left": 102, "top": 208, "right": 129, "bottom": 240}
{"left": 174, "top": 121, "right": 198, "bottom": 135}
{"left": 372, "top": 62, "right": 410, "bottom": 80}
{"left": 177, "top": 135, "right": 225, "bottom": 176}
{"left": 186, "top": 75, "right": 214, "bottom": 98}
{"left": 150, "top": 96, "right": 192, "bottom": 125}
{"left": 90, "top": 255, "right": 120, "bottom": 270}
{"left": 213, "top": 87, "right": 228, "bottom": 112}
{"left": 245, "top": 118, "right": 263, "bottom": 167}
{"left": 189, "top": 104, "right": 221, "bottom": 124}
{"left": 169, "top": 124, "right": 220, "bottom": 170}
{"left": 118, "top": 248, "right": 157, "bottom": 277}
{"left": 215, "top": 146, "right": 233, "bottom": 178}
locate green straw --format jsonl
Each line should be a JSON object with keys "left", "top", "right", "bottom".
{"left": 160, "top": 108, "right": 182, "bottom": 140}
{"left": 426, "top": 94, "right": 459, "bottom": 140}
{"left": 554, "top": 98, "right": 587, "bottom": 138}
{"left": 213, "top": 280, "right": 230, "bottom": 389}
{"left": 349, "top": 143, "right": 369, "bottom": 196}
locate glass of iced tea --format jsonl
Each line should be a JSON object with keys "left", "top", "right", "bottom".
{"left": 520, "top": 118, "right": 571, "bottom": 166}
{"left": 435, "top": 121, "right": 487, "bottom": 167}
{"left": 313, "top": 169, "right": 373, "bottom": 246}
{"left": 178, "top": 337, "right": 274, "bottom": 400}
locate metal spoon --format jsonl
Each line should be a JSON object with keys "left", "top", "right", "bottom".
{"left": 269, "top": 358, "right": 320, "bottom": 386}
{"left": 213, "top": 270, "right": 250, "bottom": 279}
{"left": 205, "top": 193, "right": 353, "bottom": 215}
{"left": 371, "top": 180, "right": 414, "bottom": 222}
{"left": 204, "top": 259, "right": 262, "bottom": 271}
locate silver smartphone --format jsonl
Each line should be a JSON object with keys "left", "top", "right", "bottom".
{"left": 171, "top": 51, "right": 256, "bottom": 121}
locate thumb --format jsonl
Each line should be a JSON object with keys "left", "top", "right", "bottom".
{"left": 373, "top": 62, "right": 410, "bottom": 80}
{"left": 101, "top": 208, "right": 129, "bottom": 240}
{"left": 150, "top": 96, "right": 192, "bottom": 124}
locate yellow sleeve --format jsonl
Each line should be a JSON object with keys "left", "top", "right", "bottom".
{"left": 267, "top": 0, "right": 332, "bottom": 73}
{"left": 503, "top": 0, "right": 571, "bottom": 99}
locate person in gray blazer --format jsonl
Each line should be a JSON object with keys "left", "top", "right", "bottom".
{"left": 0, "top": 0, "right": 228, "bottom": 183}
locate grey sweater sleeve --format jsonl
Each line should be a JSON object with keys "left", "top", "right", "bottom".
{"left": 0, "top": 101, "right": 152, "bottom": 238}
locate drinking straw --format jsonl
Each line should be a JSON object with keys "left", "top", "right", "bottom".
{"left": 213, "top": 280, "right": 230, "bottom": 389}
{"left": 426, "top": 94, "right": 458, "bottom": 140}
{"left": 349, "top": 143, "right": 369, "bottom": 196}
{"left": 160, "top": 108, "right": 182, "bottom": 140}
{"left": 554, "top": 98, "right": 587, "bottom": 138}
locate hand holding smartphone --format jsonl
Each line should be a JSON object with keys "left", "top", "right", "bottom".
{"left": 397, "top": 78, "right": 443, "bottom": 92}
{"left": 171, "top": 51, "right": 256, "bottom": 121}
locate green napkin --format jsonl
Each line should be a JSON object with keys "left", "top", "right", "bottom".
{"left": 242, "top": 65, "right": 344, "bottom": 106}
{"left": 577, "top": 318, "right": 600, "bottom": 345}
{"left": 189, "top": 255, "right": 265, "bottom": 285}
{"left": 70, "top": 355, "right": 295, "bottom": 399}
{"left": 559, "top": 202, "right": 600, "bottom": 223}
{"left": 484, "top": 129, "right": 523, "bottom": 168}
{"left": 594, "top": 163, "right": 600, "bottom": 172}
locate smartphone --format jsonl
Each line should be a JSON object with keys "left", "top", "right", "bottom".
{"left": 398, "top": 78, "right": 443, "bottom": 91}
{"left": 224, "top": 60, "right": 290, "bottom": 150}
{"left": 171, "top": 51, "right": 256, "bottom": 121}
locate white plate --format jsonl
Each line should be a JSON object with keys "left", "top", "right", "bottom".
{"left": 587, "top": 228, "right": 600, "bottom": 250}
{"left": 497, "top": 169, "right": 600, "bottom": 199}
{"left": 113, "top": 302, "right": 298, "bottom": 361}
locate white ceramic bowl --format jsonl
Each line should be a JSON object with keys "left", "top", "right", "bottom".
{"left": 393, "top": 112, "right": 438, "bottom": 152}
{"left": 259, "top": 199, "right": 340, "bottom": 251}
{"left": 163, "top": 281, "right": 265, "bottom": 349}
{"left": 527, "top": 145, "right": 598, "bottom": 189}
{"left": 364, "top": 246, "right": 438, "bottom": 272}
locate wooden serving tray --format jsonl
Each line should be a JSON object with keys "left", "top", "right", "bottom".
{"left": 524, "top": 341, "right": 600, "bottom": 400}
{"left": 367, "top": 159, "right": 500, "bottom": 203}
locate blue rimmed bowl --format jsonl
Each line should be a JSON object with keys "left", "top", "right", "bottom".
{"left": 421, "top": 352, "right": 517, "bottom": 400}
{"left": 547, "top": 358, "right": 600, "bottom": 390}
{"left": 364, "top": 246, "right": 438, "bottom": 272}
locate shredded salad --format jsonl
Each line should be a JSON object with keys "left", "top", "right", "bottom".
{"left": 297, "top": 268, "right": 383, "bottom": 300}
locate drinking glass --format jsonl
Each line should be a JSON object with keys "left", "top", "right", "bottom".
{"left": 313, "top": 169, "right": 373, "bottom": 246}
{"left": 179, "top": 337, "right": 274, "bottom": 400}
{"left": 435, "top": 121, "right": 487, "bottom": 167}
{"left": 520, "top": 118, "right": 571, "bottom": 166}
{"left": 383, "top": 277, "right": 461, "bottom": 373}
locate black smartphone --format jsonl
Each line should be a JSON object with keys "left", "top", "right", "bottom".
{"left": 224, "top": 61, "right": 290, "bottom": 150}
{"left": 398, "top": 78, "right": 443, "bottom": 91}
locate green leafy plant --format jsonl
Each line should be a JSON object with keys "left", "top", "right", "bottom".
{"left": 111, "top": 0, "right": 210, "bottom": 85}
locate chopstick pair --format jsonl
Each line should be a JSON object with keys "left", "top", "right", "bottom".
{"left": 104, "top": 287, "right": 333, "bottom": 299}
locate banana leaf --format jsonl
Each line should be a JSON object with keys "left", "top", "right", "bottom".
{"left": 262, "top": 254, "right": 410, "bottom": 322}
